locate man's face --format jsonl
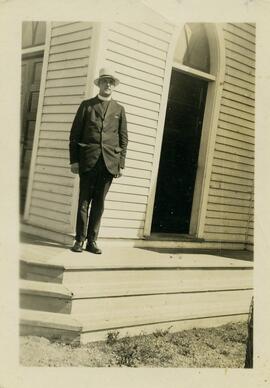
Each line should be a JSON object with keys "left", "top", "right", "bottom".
{"left": 98, "top": 77, "right": 115, "bottom": 97}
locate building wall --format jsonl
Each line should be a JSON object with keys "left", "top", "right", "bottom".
{"left": 100, "top": 22, "right": 174, "bottom": 238}
{"left": 203, "top": 23, "right": 255, "bottom": 244}
{"left": 25, "top": 22, "right": 94, "bottom": 233}
{"left": 25, "top": 21, "right": 255, "bottom": 246}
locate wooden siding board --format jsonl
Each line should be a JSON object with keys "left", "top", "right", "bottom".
{"left": 113, "top": 92, "right": 160, "bottom": 112}
{"left": 33, "top": 173, "right": 74, "bottom": 189}
{"left": 205, "top": 217, "right": 248, "bottom": 228}
{"left": 225, "top": 66, "right": 255, "bottom": 85}
{"left": 32, "top": 181, "right": 74, "bottom": 196}
{"left": 28, "top": 214, "right": 72, "bottom": 233}
{"left": 31, "top": 197, "right": 72, "bottom": 213}
{"left": 227, "top": 23, "right": 256, "bottom": 38}
{"left": 215, "top": 143, "right": 254, "bottom": 160}
{"left": 50, "top": 39, "right": 91, "bottom": 54}
{"left": 47, "top": 67, "right": 88, "bottom": 80}
{"left": 44, "top": 95, "right": 83, "bottom": 105}
{"left": 209, "top": 188, "right": 253, "bottom": 201}
{"left": 218, "top": 120, "right": 254, "bottom": 139}
{"left": 112, "top": 23, "right": 169, "bottom": 51}
{"left": 30, "top": 206, "right": 71, "bottom": 223}
{"left": 46, "top": 76, "right": 87, "bottom": 87}
{"left": 99, "top": 227, "right": 143, "bottom": 239}
{"left": 110, "top": 183, "right": 149, "bottom": 196}
{"left": 216, "top": 128, "right": 254, "bottom": 146}
{"left": 208, "top": 194, "right": 251, "bottom": 208}
{"left": 107, "top": 40, "right": 166, "bottom": 69}
{"left": 47, "top": 58, "right": 89, "bottom": 72}
{"left": 103, "top": 209, "right": 145, "bottom": 221}
{"left": 105, "top": 201, "right": 147, "bottom": 213}
{"left": 45, "top": 86, "right": 85, "bottom": 96}
{"left": 106, "top": 61, "right": 164, "bottom": 88}
{"left": 211, "top": 173, "right": 253, "bottom": 187}
{"left": 108, "top": 30, "right": 167, "bottom": 60}
{"left": 210, "top": 181, "right": 253, "bottom": 194}
{"left": 206, "top": 210, "right": 250, "bottom": 221}
{"left": 212, "top": 158, "right": 254, "bottom": 174}
{"left": 37, "top": 147, "right": 69, "bottom": 158}
{"left": 32, "top": 191, "right": 72, "bottom": 206}
{"left": 224, "top": 29, "right": 255, "bottom": 53}
{"left": 107, "top": 50, "right": 164, "bottom": 78}
{"left": 36, "top": 156, "right": 69, "bottom": 167}
{"left": 224, "top": 40, "right": 255, "bottom": 62}
{"left": 215, "top": 135, "right": 254, "bottom": 153}
{"left": 42, "top": 105, "right": 78, "bottom": 114}
{"left": 51, "top": 22, "right": 92, "bottom": 36}
{"left": 49, "top": 49, "right": 91, "bottom": 63}
{"left": 203, "top": 232, "right": 246, "bottom": 242}
{"left": 51, "top": 29, "right": 93, "bottom": 46}
{"left": 225, "top": 57, "right": 255, "bottom": 77}
{"left": 220, "top": 97, "right": 255, "bottom": 115}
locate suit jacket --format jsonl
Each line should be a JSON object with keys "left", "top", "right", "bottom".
{"left": 69, "top": 96, "right": 128, "bottom": 175}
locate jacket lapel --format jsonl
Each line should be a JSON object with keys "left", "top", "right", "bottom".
{"left": 93, "top": 97, "right": 105, "bottom": 119}
{"left": 104, "top": 99, "right": 117, "bottom": 119}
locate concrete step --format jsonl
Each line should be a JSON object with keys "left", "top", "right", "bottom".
{"left": 20, "top": 290, "right": 251, "bottom": 343}
{"left": 20, "top": 247, "right": 253, "bottom": 285}
{"left": 20, "top": 270, "right": 253, "bottom": 315}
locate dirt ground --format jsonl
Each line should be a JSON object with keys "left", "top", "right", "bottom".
{"left": 20, "top": 321, "right": 249, "bottom": 367}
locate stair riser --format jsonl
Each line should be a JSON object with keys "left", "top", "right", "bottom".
{"left": 22, "top": 262, "right": 64, "bottom": 283}
{"left": 80, "top": 314, "right": 249, "bottom": 343}
{"left": 63, "top": 268, "right": 252, "bottom": 285}
{"left": 20, "top": 294, "right": 72, "bottom": 314}
{"left": 19, "top": 314, "right": 248, "bottom": 344}
{"left": 70, "top": 289, "right": 253, "bottom": 316}
{"left": 21, "top": 288, "right": 252, "bottom": 318}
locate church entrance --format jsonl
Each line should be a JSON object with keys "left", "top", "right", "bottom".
{"left": 151, "top": 69, "right": 208, "bottom": 234}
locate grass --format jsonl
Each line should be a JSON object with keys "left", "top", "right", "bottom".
{"left": 20, "top": 321, "right": 248, "bottom": 368}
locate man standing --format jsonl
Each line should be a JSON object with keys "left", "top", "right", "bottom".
{"left": 69, "top": 67, "right": 128, "bottom": 254}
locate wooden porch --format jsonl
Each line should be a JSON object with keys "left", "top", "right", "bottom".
{"left": 20, "top": 233, "right": 253, "bottom": 344}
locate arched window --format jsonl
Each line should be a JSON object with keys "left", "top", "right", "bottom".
{"left": 174, "top": 23, "right": 210, "bottom": 73}
{"left": 22, "top": 21, "right": 46, "bottom": 49}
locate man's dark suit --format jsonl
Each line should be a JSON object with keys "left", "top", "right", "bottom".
{"left": 69, "top": 95, "right": 128, "bottom": 243}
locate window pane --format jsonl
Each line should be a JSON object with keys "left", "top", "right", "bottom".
{"left": 22, "top": 21, "right": 46, "bottom": 49}
{"left": 174, "top": 23, "right": 210, "bottom": 73}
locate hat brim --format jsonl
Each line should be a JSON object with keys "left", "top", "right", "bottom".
{"left": 94, "top": 76, "right": 120, "bottom": 87}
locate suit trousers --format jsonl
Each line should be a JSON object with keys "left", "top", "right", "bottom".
{"left": 75, "top": 155, "right": 113, "bottom": 242}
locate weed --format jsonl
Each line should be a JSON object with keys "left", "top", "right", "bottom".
{"left": 106, "top": 331, "right": 120, "bottom": 345}
{"left": 153, "top": 326, "right": 172, "bottom": 338}
{"left": 114, "top": 337, "right": 139, "bottom": 367}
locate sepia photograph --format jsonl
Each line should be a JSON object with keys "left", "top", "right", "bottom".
{"left": 18, "top": 19, "right": 255, "bottom": 368}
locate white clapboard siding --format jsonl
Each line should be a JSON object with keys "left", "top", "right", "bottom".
{"left": 97, "top": 21, "right": 174, "bottom": 239}
{"left": 27, "top": 22, "right": 93, "bottom": 232}
{"left": 203, "top": 24, "right": 255, "bottom": 244}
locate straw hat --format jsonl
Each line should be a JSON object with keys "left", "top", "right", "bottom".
{"left": 94, "top": 66, "right": 120, "bottom": 87}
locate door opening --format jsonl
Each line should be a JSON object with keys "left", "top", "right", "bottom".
{"left": 151, "top": 69, "right": 208, "bottom": 234}
{"left": 20, "top": 55, "right": 43, "bottom": 214}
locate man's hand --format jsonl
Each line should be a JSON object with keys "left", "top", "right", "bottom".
{"left": 114, "top": 168, "right": 124, "bottom": 178}
{"left": 70, "top": 162, "right": 79, "bottom": 174}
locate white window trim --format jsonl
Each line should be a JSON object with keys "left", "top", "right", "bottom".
{"left": 144, "top": 23, "right": 225, "bottom": 238}
{"left": 24, "top": 23, "right": 52, "bottom": 221}
{"left": 22, "top": 44, "right": 45, "bottom": 57}
{"left": 172, "top": 62, "right": 216, "bottom": 82}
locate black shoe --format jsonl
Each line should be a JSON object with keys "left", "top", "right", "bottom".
{"left": 71, "top": 240, "right": 84, "bottom": 253}
{"left": 85, "top": 241, "right": 102, "bottom": 254}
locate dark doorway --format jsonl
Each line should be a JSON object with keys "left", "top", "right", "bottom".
{"left": 20, "top": 55, "right": 43, "bottom": 214}
{"left": 151, "top": 70, "right": 208, "bottom": 234}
